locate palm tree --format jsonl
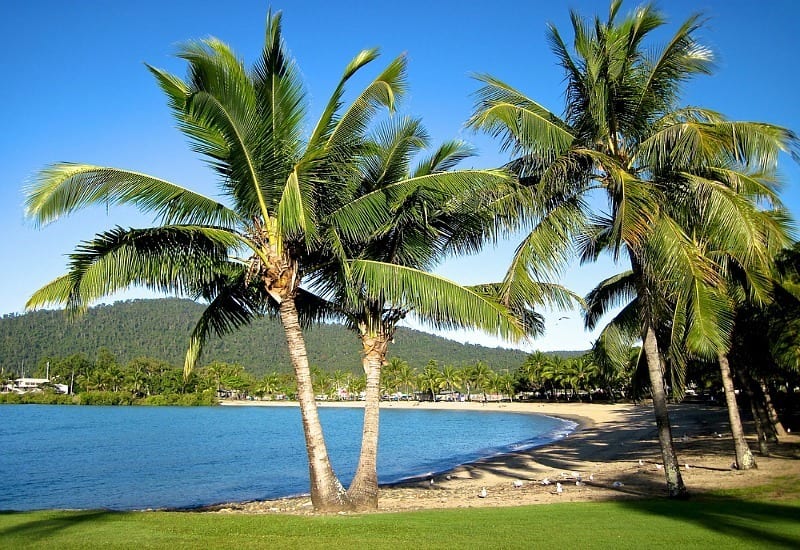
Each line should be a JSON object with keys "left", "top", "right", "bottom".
{"left": 470, "top": 361, "right": 494, "bottom": 402}
{"left": 381, "top": 357, "right": 407, "bottom": 397}
{"left": 440, "top": 365, "right": 462, "bottom": 397}
{"left": 299, "top": 116, "right": 535, "bottom": 509}
{"left": 347, "top": 374, "right": 367, "bottom": 399}
{"left": 254, "top": 372, "right": 282, "bottom": 400}
{"left": 496, "top": 372, "right": 516, "bottom": 401}
{"left": 310, "top": 365, "right": 332, "bottom": 398}
{"left": 570, "top": 356, "right": 600, "bottom": 401}
{"left": 725, "top": 243, "right": 800, "bottom": 453}
{"left": 418, "top": 362, "right": 445, "bottom": 401}
{"left": 470, "top": 0, "right": 796, "bottom": 497}
{"left": 395, "top": 361, "right": 418, "bottom": 399}
{"left": 520, "top": 351, "right": 550, "bottom": 396}
{"left": 457, "top": 364, "right": 476, "bottom": 401}
{"left": 23, "top": 12, "right": 407, "bottom": 512}
{"left": 331, "top": 369, "right": 350, "bottom": 400}
{"left": 544, "top": 356, "right": 567, "bottom": 400}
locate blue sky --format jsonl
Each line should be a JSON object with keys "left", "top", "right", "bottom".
{"left": 2, "top": 0, "right": 798, "bottom": 352}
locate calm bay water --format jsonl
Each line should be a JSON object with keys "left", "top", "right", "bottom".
{"left": 0, "top": 404, "right": 574, "bottom": 511}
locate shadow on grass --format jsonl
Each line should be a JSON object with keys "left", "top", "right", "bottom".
{"left": 618, "top": 496, "right": 800, "bottom": 548}
{"left": 0, "top": 510, "right": 119, "bottom": 542}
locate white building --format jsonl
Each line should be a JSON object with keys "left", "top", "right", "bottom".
{"left": 1, "top": 378, "right": 69, "bottom": 394}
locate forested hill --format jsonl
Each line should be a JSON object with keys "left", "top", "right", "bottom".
{"left": 0, "top": 299, "right": 582, "bottom": 376}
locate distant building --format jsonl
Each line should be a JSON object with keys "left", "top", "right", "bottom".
{"left": 1, "top": 378, "right": 69, "bottom": 395}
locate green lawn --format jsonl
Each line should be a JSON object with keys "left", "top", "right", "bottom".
{"left": 1, "top": 494, "right": 798, "bottom": 549}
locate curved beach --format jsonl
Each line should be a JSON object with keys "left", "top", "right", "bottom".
{"left": 216, "top": 400, "right": 800, "bottom": 514}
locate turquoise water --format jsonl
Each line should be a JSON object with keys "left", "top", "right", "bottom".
{"left": 0, "top": 404, "right": 574, "bottom": 511}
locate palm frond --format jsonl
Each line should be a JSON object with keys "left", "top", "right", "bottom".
{"left": 329, "top": 169, "right": 514, "bottom": 244}
{"left": 348, "top": 260, "right": 526, "bottom": 342}
{"left": 276, "top": 164, "right": 317, "bottom": 246}
{"left": 185, "top": 269, "right": 266, "bottom": 375}
{"left": 25, "top": 164, "right": 239, "bottom": 227}
{"left": 325, "top": 54, "right": 408, "bottom": 155}
{"left": 413, "top": 140, "right": 477, "bottom": 177}
{"left": 502, "top": 196, "right": 587, "bottom": 295}
{"left": 307, "top": 48, "right": 380, "bottom": 151}
{"left": 584, "top": 270, "right": 637, "bottom": 330}
{"left": 252, "top": 10, "right": 307, "bottom": 211}
{"left": 361, "top": 117, "right": 428, "bottom": 190}
{"left": 631, "top": 13, "right": 712, "bottom": 125}
{"left": 146, "top": 65, "right": 232, "bottom": 169}
{"left": 27, "top": 225, "right": 240, "bottom": 314}
{"left": 469, "top": 74, "right": 574, "bottom": 160}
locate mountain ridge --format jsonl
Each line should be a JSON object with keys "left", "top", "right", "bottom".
{"left": 0, "top": 298, "right": 584, "bottom": 376}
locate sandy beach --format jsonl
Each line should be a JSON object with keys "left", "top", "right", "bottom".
{"left": 215, "top": 399, "right": 800, "bottom": 514}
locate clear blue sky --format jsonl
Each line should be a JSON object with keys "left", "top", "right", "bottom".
{"left": 2, "top": 0, "right": 799, "bottom": 352}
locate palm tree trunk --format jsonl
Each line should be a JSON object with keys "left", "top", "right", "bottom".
{"left": 347, "top": 333, "right": 388, "bottom": 510}
{"left": 749, "top": 398, "right": 771, "bottom": 455}
{"left": 739, "top": 372, "right": 771, "bottom": 455}
{"left": 758, "top": 377, "right": 788, "bottom": 439}
{"left": 718, "top": 353, "right": 756, "bottom": 469}
{"left": 643, "top": 325, "right": 688, "bottom": 498}
{"left": 279, "top": 298, "right": 351, "bottom": 512}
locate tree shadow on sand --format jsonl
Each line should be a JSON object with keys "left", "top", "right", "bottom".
{"left": 433, "top": 405, "right": 730, "bottom": 481}
{"left": 401, "top": 403, "right": 800, "bottom": 504}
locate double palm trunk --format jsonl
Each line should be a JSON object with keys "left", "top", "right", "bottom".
{"left": 739, "top": 371, "right": 772, "bottom": 455}
{"left": 279, "top": 298, "right": 351, "bottom": 512}
{"left": 347, "top": 333, "right": 389, "bottom": 510}
{"left": 718, "top": 353, "right": 756, "bottom": 469}
{"left": 642, "top": 325, "right": 688, "bottom": 498}
{"left": 759, "top": 377, "right": 789, "bottom": 439}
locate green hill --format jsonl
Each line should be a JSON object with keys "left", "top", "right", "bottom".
{"left": 0, "top": 299, "right": 571, "bottom": 376}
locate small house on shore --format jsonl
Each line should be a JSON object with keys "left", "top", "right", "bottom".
{"left": 1, "top": 378, "right": 69, "bottom": 394}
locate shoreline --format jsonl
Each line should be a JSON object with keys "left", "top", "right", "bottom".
{"left": 218, "top": 397, "right": 612, "bottom": 427}
{"left": 219, "top": 397, "right": 600, "bottom": 485}
{"left": 212, "top": 399, "right": 800, "bottom": 514}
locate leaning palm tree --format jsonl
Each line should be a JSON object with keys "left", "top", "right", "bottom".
{"left": 23, "top": 12, "right": 407, "bottom": 512}
{"left": 470, "top": 0, "right": 797, "bottom": 496}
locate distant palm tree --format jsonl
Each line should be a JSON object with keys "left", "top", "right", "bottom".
{"left": 496, "top": 372, "right": 516, "bottom": 401}
{"left": 570, "top": 357, "right": 600, "bottom": 401}
{"left": 470, "top": 361, "right": 494, "bottom": 402}
{"left": 254, "top": 373, "right": 281, "bottom": 400}
{"left": 24, "top": 12, "right": 406, "bottom": 512}
{"left": 457, "top": 364, "right": 476, "bottom": 401}
{"left": 381, "top": 357, "right": 407, "bottom": 396}
{"left": 418, "top": 362, "right": 445, "bottom": 401}
{"left": 395, "top": 362, "right": 418, "bottom": 399}
{"left": 331, "top": 369, "right": 350, "bottom": 400}
{"left": 440, "top": 365, "right": 462, "bottom": 397}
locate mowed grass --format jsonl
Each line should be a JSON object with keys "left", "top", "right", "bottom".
{"left": 1, "top": 491, "right": 798, "bottom": 550}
